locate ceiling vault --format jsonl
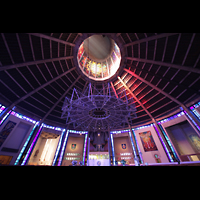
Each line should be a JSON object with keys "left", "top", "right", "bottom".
{"left": 124, "top": 33, "right": 179, "bottom": 47}
{"left": 0, "top": 33, "right": 199, "bottom": 127}
{"left": 0, "top": 56, "right": 74, "bottom": 71}
{"left": 40, "top": 75, "right": 81, "bottom": 124}
{"left": 124, "top": 68, "right": 200, "bottom": 128}
{"left": 27, "top": 33, "right": 76, "bottom": 47}
{"left": 125, "top": 57, "right": 200, "bottom": 74}
{"left": 0, "top": 67, "right": 77, "bottom": 120}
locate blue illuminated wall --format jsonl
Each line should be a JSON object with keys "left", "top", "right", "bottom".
{"left": 0, "top": 111, "right": 37, "bottom": 165}
{"left": 1, "top": 100, "right": 200, "bottom": 165}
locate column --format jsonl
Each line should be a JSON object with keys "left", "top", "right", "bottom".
{"left": 131, "top": 128, "right": 144, "bottom": 164}
{"left": 87, "top": 136, "right": 90, "bottom": 166}
{"left": 14, "top": 121, "right": 40, "bottom": 165}
{"left": 82, "top": 133, "right": 88, "bottom": 165}
{"left": 182, "top": 108, "right": 200, "bottom": 138}
{"left": 52, "top": 128, "right": 67, "bottom": 166}
{"left": 110, "top": 133, "right": 115, "bottom": 166}
{"left": 153, "top": 123, "right": 174, "bottom": 162}
{"left": 0, "top": 106, "right": 15, "bottom": 126}
{"left": 108, "top": 135, "right": 111, "bottom": 166}
{"left": 21, "top": 123, "right": 44, "bottom": 165}
{"left": 190, "top": 103, "right": 200, "bottom": 121}
{"left": 128, "top": 127, "right": 140, "bottom": 166}
{"left": 57, "top": 129, "right": 69, "bottom": 166}
{"left": 157, "top": 123, "right": 180, "bottom": 163}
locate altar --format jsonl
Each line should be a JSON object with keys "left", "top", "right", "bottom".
{"left": 88, "top": 152, "right": 110, "bottom": 166}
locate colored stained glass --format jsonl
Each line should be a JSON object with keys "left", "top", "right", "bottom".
{"left": 102, "top": 62, "right": 108, "bottom": 77}
{"left": 90, "top": 61, "right": 96, "bottom": 78}
{"left": 114, "top": 43, "right": 121, "bottom": 58}
{"left": 111, "top": 51, "right": 117, "bottom": 63}
{"left": 77, "top": 36, "right": 121, "bottom": 81}
{"left": 79, "top": 53, "right": 87, "bottom": 68}
{"left": 96, "top": 63, "right": 102, "bottom": 78}
{"left": 84, "top": 59, "right": 90, "bottom": 74}
{"left": 78, "top": 43, "right": 84, "bottom": 60}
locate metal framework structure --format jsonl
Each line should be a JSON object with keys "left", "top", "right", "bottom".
{"left": 0, "top": 33, "right": 200, "bottom": 128}
{"left": 61, "top": 83, "right": 137, "bottom": 131}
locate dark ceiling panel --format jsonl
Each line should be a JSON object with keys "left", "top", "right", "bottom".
{"left": 0, "top": 33, "right": 199, "bottom": 128}
{"left": 0, "top": 34, "right": 13, "bottom": 65}
{"left": 4, "top": 33, "right": 24, "bottom": 64}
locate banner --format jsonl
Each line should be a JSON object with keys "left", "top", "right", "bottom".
{"left": 139, "top": 131, "right": 158, "bottom": 152}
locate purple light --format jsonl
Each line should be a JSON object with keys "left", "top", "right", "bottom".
{"left": 153, "top": 124, "right": 173, "bottom": 162}
{"left": 184, "top": 110, "right": 200, "bottom": 132}
{"left": 57, "top": 130, "right": 69, "bottom": 166}
{"left": 21, "top": 123, "right": 44, "bottom": 165}
{"left": 0, "top": 110, "right": 11, "bottom": 125}
{"left": 82, "top": 134, "right": 88, "bottom": 165}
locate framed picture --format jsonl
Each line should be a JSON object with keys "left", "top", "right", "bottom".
{"left": 0, "top": 121, "right": 17, "bottom": 147}
{"left": 0, "top": 155, "right": 13, "bottom": 165}
{"left": 139, "top": 131, "right": 158, "bottom": 152}
{"left": 71, "top": 144, "right": 76, "bottom": 150}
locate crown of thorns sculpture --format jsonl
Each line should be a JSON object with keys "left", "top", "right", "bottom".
{"left": 61, "top": 83, "right": 137, "bottom": 131}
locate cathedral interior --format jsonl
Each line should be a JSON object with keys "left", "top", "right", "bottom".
{"left": 0, "top": 33, "right": 200, "bottom": 166}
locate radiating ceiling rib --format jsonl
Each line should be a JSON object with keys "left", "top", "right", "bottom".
{"left": 16, "top": 33, "right": 25, "bottom": 62}
{"left": 50, "top": 39, "right": 52, "bottom": 58}
{"left": 124, "top": 33, "right": 178, "bottom": 47}
{"left": 0, "top": 66, "right": 76, "bottom": 120}
{"left": 26, "top": 65, "right": 41, "bottom": 86}
{"left": 125, "top": 57, "right": 200, "bottom": 74}
{"left": 29, "top": 34, "right": 35, "bottom": 61}
{"left": 0, "top": 79, "right": 20, "bottom": 98}
{"left": 1, "top": 33, "right": 14, "bottom": 65}
{"left": 153, "top": 38, "right": 157, "bottom": 60}
{"left": 0, "top": 56, "right": 73, "bottom": 71}
{"left": 37, "top": 91, "right": 55, "bottom": 104}
{"left": 36, "top": 64, "right": 47, "bottom": 82}
{"left": 110, "top": 81, "right": 118, "bottom": 99}
{"left": 41, "top": 75, "right": 81, "bottom": 123}
{"left": 27, "top": 33, "right": 76, "bottom": 47}
{"left": 43, "top": 88, "right": 58, "bottom": 100}
{"left": 118, "top": 76, "right": 153, "bottom": 121}
{"left": 30, "top": 95, "right": 50, "bottom": 109}
{"left": 16, "top": 68, "right": 34, "bottom": 90}
{"left": 4, "top": 70, "right": 27, "bottom": 94}
{"left": 171, "top": 33, "right": 181, "bottom": 63}
{"left": 40, "top": 36, "right": 44, "bottom": 60}
{"left": 126, "top": 63, "right": 199, "bottom": 94}
{"left": 162, "top": 36, "right": 168, "bottom": 62}
{"left": 58, "top": 60, "right": 64, "bottom": 73}
{"left": 182, "top": 33, "right": 196, "bottom": 66}
{"left": 134, "top": 33, "right": 139, "bottom": 40}
{"left": 44, "top": 63, "right": 53, "bottom": 79}
{"left": 58, "top": 42, "right": 60, "bottom": 58}
{"left": 124, "top": 68, "right": 200, "bottom": 126}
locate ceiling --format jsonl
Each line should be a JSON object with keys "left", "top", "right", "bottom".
{"left": 0, "top": 33, "right": 200, "bottom": 129}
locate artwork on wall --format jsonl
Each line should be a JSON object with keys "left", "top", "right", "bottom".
{"left": 0, "top": 155, "right": 13, "bottom": 165}
{"left": 71, "top": 144, "right": 76, "bottom": 150}
{"left": 139, "top": 131, "right": 158, "bottom": 152}
{"left": 154, "top": 154, "right": 161, "bottom": 163}
{"left": 0, "top": 121, "right": 17, "bottom": 147}
{"left": 121, "top": 144, "right": 126, "bottom": 149}
{"left": 188, "top": 134, "right": 200, "bottom": 152}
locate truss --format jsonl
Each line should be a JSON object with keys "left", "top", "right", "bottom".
{"left": 61, "top": 83, "right": 137, "bottom": 131}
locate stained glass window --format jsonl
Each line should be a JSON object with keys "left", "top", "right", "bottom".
{"left": 77, "top": 35, "right": 121, "bottom": 81}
